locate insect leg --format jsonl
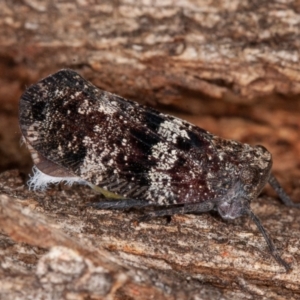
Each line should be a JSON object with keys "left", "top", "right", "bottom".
{"left": 89, "top": 198, "right": 153, "bottom": 210}
{"left": 268, "top": 173, "right": 300, "bottom": 208}
{"left": 247, "top": 209, "right": 291, "bottom": 272}
{"left": 140, "top": 201, "right": 215, "bottom": 221}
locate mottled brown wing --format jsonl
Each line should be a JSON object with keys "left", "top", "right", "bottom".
{"left": 19, "top": 69, "right": 226, "bottom": 205}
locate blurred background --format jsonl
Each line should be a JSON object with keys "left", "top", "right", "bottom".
{"left": 1, "top": 1, "right": 300, "bottom": 192}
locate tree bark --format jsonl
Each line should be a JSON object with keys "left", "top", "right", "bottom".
{"left": 1, "top": 169, "right": 300, "bottom": 299}
{"left": 1, "top": 0, "right": 300, "bottom": 104}
{"left": 1, "top": 0, "right": 300, "bottom": 298}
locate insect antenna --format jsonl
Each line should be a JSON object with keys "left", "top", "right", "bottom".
{"left": 246, "top": 210, "right": 291, "bottom": 272}
{"left": 268, "top": 173, "right": 300, "bottom": 208}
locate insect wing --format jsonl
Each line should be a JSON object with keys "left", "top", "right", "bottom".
{"left": 20, "top": 69, "right": 221, "bottom": 205}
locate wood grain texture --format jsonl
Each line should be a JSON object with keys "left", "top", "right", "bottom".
{"left": 1, "top": 0, "right": 300, "bottom": 298}
{"left": 1, "top": 0, "right": 300, "bottom": 105}
{"left": 0, "top": 170, "right": 300, "bottom": 299}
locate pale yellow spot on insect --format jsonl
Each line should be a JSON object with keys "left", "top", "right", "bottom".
{"left": 91, "top": 184, "right": 124, "bottom": 199}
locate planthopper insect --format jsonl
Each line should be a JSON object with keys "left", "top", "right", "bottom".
{"left": 19, "top": 69, "right": 300, "bottom": 271}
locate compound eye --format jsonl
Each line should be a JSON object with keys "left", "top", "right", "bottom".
{"left": 240, "top": 167, "right": 259, "bottom": 185}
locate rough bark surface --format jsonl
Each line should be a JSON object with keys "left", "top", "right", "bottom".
{"left": 1, "top": 0, "right": 300, "bottom": 103}
{"left": 1, "top": 0, "right": 300, "bottom": 299}
{"left": 1, "top": 170, "right": 300, "bottom": 299}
